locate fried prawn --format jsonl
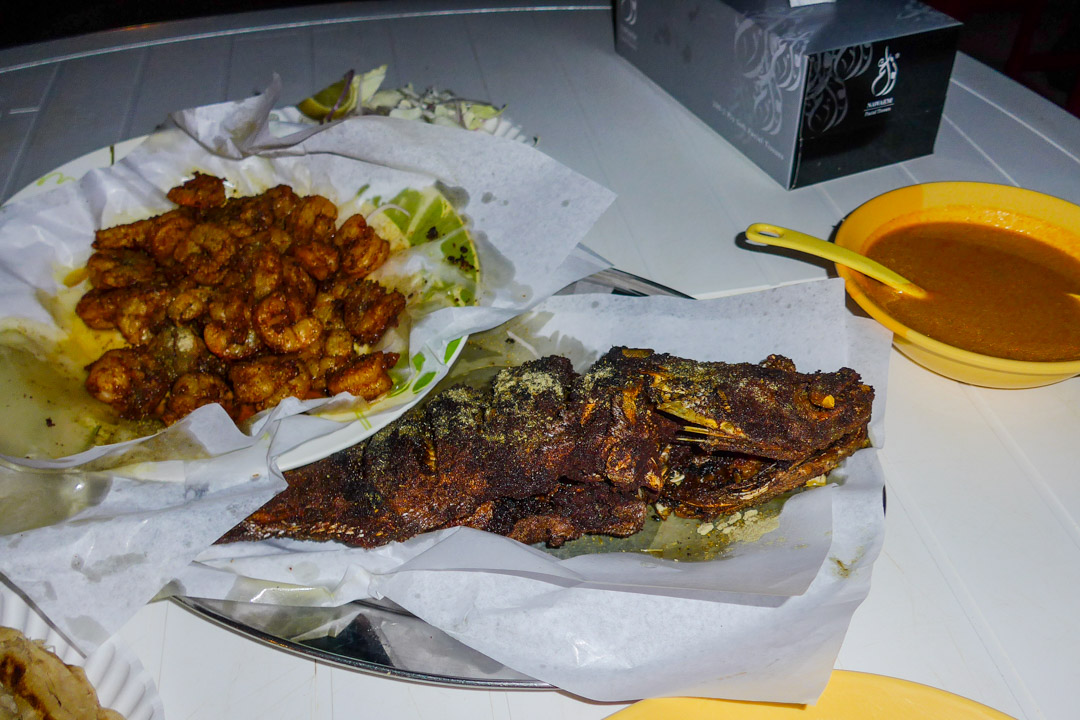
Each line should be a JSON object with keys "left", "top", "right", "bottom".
{"left": 76, "top": 174, "right": 405, "bottom": 426}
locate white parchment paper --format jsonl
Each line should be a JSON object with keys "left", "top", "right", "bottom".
{"left": 172, "top": 281, "right": 892, "bottom": 703}
{"left": 0, "top": 77, "right": 892, "bottom": 703}
{"left": 0, "top": 80, "right": 614, "bottom": 652}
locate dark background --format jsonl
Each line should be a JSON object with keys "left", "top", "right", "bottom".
{"left": 0, "top": 1, "right": 346, "bottom": 49}
{"left": 2, "top": 1, "right": 1076, "bottom": 113}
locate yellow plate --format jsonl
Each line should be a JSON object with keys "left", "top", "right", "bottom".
{"left": 834, "top": 181, "right": 1080, "bottom": 388}
{"left": 608, "top": 671, "right": 1015, "bottom": 719}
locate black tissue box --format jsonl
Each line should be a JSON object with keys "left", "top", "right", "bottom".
{"left": 614, "top": 0, "right": 961, "bottom": 188}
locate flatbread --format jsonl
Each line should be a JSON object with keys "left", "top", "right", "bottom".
{"left": 0, "top": 627, "right": 123, "bottom": 720}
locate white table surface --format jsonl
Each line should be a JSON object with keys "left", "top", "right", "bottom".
{"left": 2, "top": 2, "right": 1079, "bottom": 719}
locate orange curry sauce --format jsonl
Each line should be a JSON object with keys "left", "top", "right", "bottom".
{"left": 857, "top": 221, "right": 1080, "bottom": 362}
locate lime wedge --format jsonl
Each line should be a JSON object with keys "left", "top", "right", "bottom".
{"left": 299, "top": 66, "right": 388, "bottom": 122}
{"left": 394, "top": 188, "right": 471, "bottom": 258}
{"left": 405, "top": 189, "right": 452, "bottom": 245}
{"left": 378, "top": 187, "right": 426, "bottom": 239}
{"left": 365, "top": 186, "right": 480, "bottom": 290}
{"left": 298, "top": 74, "right": 360, "bottom": 122}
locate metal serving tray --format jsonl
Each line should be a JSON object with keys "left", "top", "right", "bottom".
{"left": 177, "top": 268, "right": 691, "bottom": 688}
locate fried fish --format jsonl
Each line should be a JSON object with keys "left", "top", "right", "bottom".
{"left": 220, "top": 347, "right": 873, "bottom": 548}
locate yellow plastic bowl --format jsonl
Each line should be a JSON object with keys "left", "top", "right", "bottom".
{"left": 835, "top": 182, "right": 1080, "bottom": 389}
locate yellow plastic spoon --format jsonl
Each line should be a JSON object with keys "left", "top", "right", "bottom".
{"left": 745, "top": 223, "right": 930, "bottom": 300}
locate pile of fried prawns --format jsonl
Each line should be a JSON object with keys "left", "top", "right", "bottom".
{"left": 223, "top": 347, "right": 874, "bottom": 548}
{"left": 75, "top": 173, "right": 405, "bottom": 425}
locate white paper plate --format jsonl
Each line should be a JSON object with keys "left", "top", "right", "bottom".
{"left": 7, "top": 133, "right": 468, "bottom": 471}
{"left": 0, "top": 582, "right": 165, "bottom": 720}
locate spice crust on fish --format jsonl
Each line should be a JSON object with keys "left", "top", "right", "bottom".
{"left": 220, "top": 347, "right": 874, "bottom": 548}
